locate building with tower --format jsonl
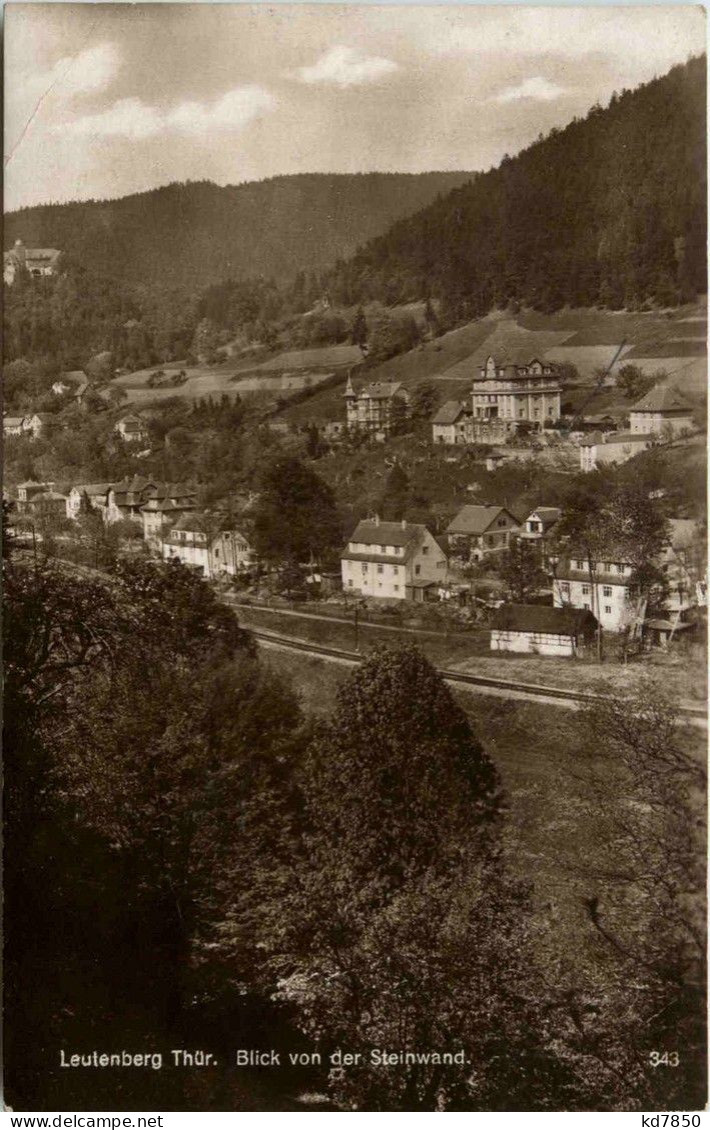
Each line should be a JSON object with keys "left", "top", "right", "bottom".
{"left": 344, "top": 374, "right": 409, "bottom": 437}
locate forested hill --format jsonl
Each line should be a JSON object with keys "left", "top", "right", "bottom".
{"left": 325, "top": 56, "right": 707, "bottom": 318}
{"left": 3, "top": 172, "right": 475, "bottom": 290}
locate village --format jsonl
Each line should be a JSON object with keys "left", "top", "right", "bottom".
{"left": 5, "top": 336, "right": 706, "bottom": 669}
{"left": 3, "top": 9, "right": 708, "bottom": 1116}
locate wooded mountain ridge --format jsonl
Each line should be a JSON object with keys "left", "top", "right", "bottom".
{"left": 322, "top": 57, "right": 707, "bottom": 318}
{"left": 3, "top": 172, "right": 476, "bottom": 290}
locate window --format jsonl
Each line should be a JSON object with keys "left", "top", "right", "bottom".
{"left": 603, "top": 585, "right": 612, "bottom": 597}
{"left": 361, "top": 564, "right": 368, "bottom": 574}
{"left": 561, "top": 582, "right": 570, "bottom": 595}
{"left": 422, "top": 545, "right": 429, "bottom": 555}
{"left": 575, "top": 559, "right": 585, "bottom": 570}
{"left": 348, "top": 580, "right": 353, "bottom": 588}
{"left": 582, "top": 584, "right": 590, "bottom": 595}
{"left": 214, "top": 547, "right": 220, "bottom": 559}
{"left": 604, "top": 605, "right": 612, "bottom": 615}
{"left": 604, "top": 563, "right": 612, "bottom": 573}
{"left": 394, "top": 585, "right": 399, "bottom": 593}
{"left": 377, "top": 564, "right": 383, "bottom": 574}
{"left": 392, "top": 565, "right": 399, "bottom": 576}
{"left": 415, "top": 564, "right": 421, "bottom": 576}
{"left": 583, "top": 602, "right": 590, "bottom": 610}
{"left": 497, "top": 519, "right": 507, "bottom": 528}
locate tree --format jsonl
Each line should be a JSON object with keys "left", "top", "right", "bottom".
{"left": 552, "top": 477, "right": 669, "bottom": 658}
{"left": 539, "top": 679, "right": 706, "bottom": 1110}
{"left": 616, "top": 364, "right": 655, "bottom": 400}
{"left": 252, "top": 456, "right": 342, "bottom": 568}
{"left": 410, "top": 379, "right": 439, "bottom": 420}
{"left": 378, "top": 463, "right": 410, "bottom": 520}
{"left": 350, "top": 308, "right": 368, "bottom": 351}
{"left": 555, "top": 361, "right": 579, "bottom": 386}
{"left": 367, "top": 313, "right": 420, "bottom": 365}
{"left": 497, "top": 538, "right": 546, "bottom": 602}
{"left": 269, "top": 648, "right": 580, "bottom": 1110}
{"left": 423, "top": 296, "right": 441, "bottom": 338}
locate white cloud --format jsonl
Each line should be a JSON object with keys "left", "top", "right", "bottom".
{"left": 56, "top": 97, "right": 163, "bottom": 140}
{"left": 25, "top": 42, "right": 120, "bottom": 103}
{"left": 296, "top": 45, "right": 398, "bottom": 88}
{"left": 167, "top": 86, "right": 275, "bottom": 133}
{"left": 492, "top": 76, "right": 567, "bottom": 105}
{"left": 56, "top": 85, "right": 275, "bottom": 140}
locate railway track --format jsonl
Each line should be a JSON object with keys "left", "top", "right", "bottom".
{"left": 246, "top": 624, "right": 708, "bottom": 724}
{"left": 13, "top": 550, "right": 706, "bottom": 725}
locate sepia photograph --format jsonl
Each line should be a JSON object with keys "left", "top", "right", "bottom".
{"left": 3, "top": 2, "right": 708, "bottom": 1115}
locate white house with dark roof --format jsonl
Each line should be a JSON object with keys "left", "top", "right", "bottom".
{"left": 579, "top": 431, "right": 652, "bottom": 472}
{"left": 115, "top": 414, "right": 149, "bottom": 444}
{"left": 629, "top": 386, "right": 694, "bottom": 437}
{"left": 344, "top": 376, "right": 409, "bottom": 436}
{"left": 519, "top": 507, "right": 561, "bottom": 541}
{"left": 490, "top": 604, "right": 598, "bottom": 657}
{"left": 517, "top": 506, "right": 561, "bottom": 565}
{"left": 341, "top": 517, "right": 447, "bottom": 601}
{"left": 553, "top": 555, "right": 636, "bottom": 631}
{"left": 4, "top": 240, "right": 61, "bottom": 285}
{"left": 141, "top": 485, "right": 197, "bottom": 544}
{"left": 162, "top": 513, "right": 256, "bottom": 578}
{"left": 16, "top": 481, "right": 53, "bottom": 511}
{"left": 431, "top": 400, "right": 471, "bottom": 445}
{"left": 446, "top": 504, "right": 520, "bottom": 562}
{"left": 67, "top": 483, "right": 112, "bottom": 521}
{"left": 3, "top": 416, "right": 32, "bottom": 438}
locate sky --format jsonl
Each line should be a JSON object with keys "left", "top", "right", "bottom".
{"left": 4, "top": 3, "right": 706, "bottom": 212}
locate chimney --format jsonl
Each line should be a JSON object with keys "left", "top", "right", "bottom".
{"left": 14, "top": 239, "right": 26, "bottom": 266}
{"left": 374, "top": 514, "right": 380, "bottom": 526}
{"left": 401, "top": 519, "right": 407, "bottom": 530}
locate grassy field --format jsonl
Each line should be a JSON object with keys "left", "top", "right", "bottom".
{"left": 276, "top": 300, "right": 707, "bottom": 427}
{"left": 109, "top": 342, "right": 366, "bottom": 407}
{"left": 260, "top": 647, "right": 705, "bottom": 971}
{"left": 239, "top": 604, "right": 707, "bottom": 705}
{"left": 238, "top": 604, "right": 490, "bottom": 666}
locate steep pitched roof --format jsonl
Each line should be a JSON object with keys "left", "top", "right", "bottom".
{"left": 491, "top": 604, "right": 597, "bottom": 635}
{"left": 432, "top": 400, "right": 468, "bottom": 425}
{"left": 348, "top": 518, "right": 423, "bottom": 548}
{"left": 446, "top": 505, "right": 517, "bottom": 536}
{"left": 359, "top": 381, "right": 406, "bottom": 400}
{"left": 73, "top": 482, "right": 112, "bottom": 497}
{"left": 526, "top": 506, "right": 561, "bottom": 529}
{"left": 631, "top": 385, "right": 693, "bottom": 413}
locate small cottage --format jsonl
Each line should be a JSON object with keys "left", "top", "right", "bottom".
{"left": 490, "top": 604, "right": 598, "bottom": 657}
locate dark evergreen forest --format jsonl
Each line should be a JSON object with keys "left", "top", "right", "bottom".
{"left": 3, "top": 172, "right": 476, "bottom": 290}
{"left": 323, "top": 57, "right": 707, "bottom": 319}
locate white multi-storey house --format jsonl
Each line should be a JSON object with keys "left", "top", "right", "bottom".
{"left": 471, "top": 355, "right": 561, "bottom": 433}
{"left": 163, "top": 514, "right": 256, "bottom": 578}
{"left": 341, "top": 517, "right": 447, "bottom": 602}
{"left": 552, "top": 555, "right": 636, "bottom": 631}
